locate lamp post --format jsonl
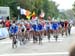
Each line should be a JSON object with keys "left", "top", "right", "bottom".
{"left": 17, "top": 6, "right": 20, "bottom": 20}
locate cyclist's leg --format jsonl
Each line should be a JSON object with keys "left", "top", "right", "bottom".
{"left": 12, "top": 35, "right": 17, "bottom": 48}
{"left": 38, "top": 31, "right": 42, "bottom": 44}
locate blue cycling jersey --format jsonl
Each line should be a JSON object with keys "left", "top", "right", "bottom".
{"left": 32, "top": 24, "right": 43, "bottom": 31}
{"left": 32, "top": 24, "right": 37, "bottom": 31}
{"left": 52, "top": 22, "right": 59, "bottom": 30}
{"left": 46, "top": 24, "right": 50, "bottom": 30}
{"left": 9, "top": 25, "right": 18, "bottom": 34}
{"left": 38, "top": 24, "right": 43, "bottom": 31}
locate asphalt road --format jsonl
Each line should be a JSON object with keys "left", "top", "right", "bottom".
{"left": 0, "top": 27, "right": 75, "bottom": 56}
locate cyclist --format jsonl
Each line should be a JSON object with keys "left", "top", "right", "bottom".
{"left": 9, "top": 21, "right": 18, "bottom": 48}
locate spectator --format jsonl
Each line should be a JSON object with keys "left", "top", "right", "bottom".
{"left": 1, "top": 19, "right": 5, "bottom": 27}
{"left": 5, "top": 16, "right": 10, "bottom": 29}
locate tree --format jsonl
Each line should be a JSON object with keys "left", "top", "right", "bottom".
{"left": 42, "top": 0, "right": 59, "bottom": 19}
{"left": 64, "top": 10, "right": 75, "bottom": 19}
{"left": 7, "top": 0, "right": 18, "bottom": 17}
{"left": 18, "top": 0, "right": 59, "bottom": 19}
{"left": 72, "top": 2, "right": 75, "bottom": 17}
{"left": 0, "top": 0, "right": 59, "bottom": 20}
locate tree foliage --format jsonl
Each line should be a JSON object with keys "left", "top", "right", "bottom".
{"left": 0, "top": 0, "right": 59, "bottom": 19}
{"left": 72, "top": 2, "right": 75, "bottom": 16}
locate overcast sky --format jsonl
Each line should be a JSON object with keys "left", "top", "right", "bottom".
{"left": 52, "top": 0, "right": 75, "bottom": 10}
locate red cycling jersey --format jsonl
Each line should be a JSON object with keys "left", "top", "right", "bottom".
{"left": 5, "top": 20, "right": 10, "bottom": 27}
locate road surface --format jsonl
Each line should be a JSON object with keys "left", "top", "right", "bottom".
{"left": 0, "top": 27, "right": 75, "bottom": 56}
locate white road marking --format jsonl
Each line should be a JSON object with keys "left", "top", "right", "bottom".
{"left": 0, "top": 38, "right": 64, "bottom": 44}
{"left": 0, "top": 52, "right": 69, "bottom": 56}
